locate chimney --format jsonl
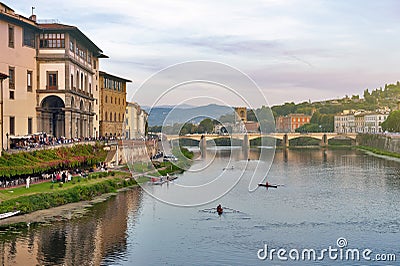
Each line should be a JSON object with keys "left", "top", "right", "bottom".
{"left": 29, "top": 7, "right": 36, "bottom": 21}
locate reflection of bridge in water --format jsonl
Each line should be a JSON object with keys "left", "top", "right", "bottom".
{"left": 165, "top": 132, "right": 358, "bottom": 148}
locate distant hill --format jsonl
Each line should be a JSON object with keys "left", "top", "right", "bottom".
{"left": 147, "top": 104, "right": 233, "bottom": 126}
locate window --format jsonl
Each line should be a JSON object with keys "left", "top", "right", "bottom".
{"left": 114, "top": 113, "right": 116, "bottom": 121}
{"left": 28, "top": 118, "right": 32, "bottom": 134}
{"left": 8, "top": 25, "right": 14, "bottom": 48}
{"left": 39, "top": 33, "right": 65, "bottom": 48}
{"left": 89, "top": 83, "right": 92, "bottom": 94}
{"left": 80, "top": 73, "right": 83, "bottom": 90}
{"left": 76, "top": 70, "right": 79, "bottom": 89}
{"left": 88, "top": 55, "right": 91, "bottom": 64}
{"left": 9, "top": 91, "right": 14, "bottom": 100}
{"left": 105, "top": 96, "right": 107, "bottom": 103}
{"left": 110, "top": 113, "right": 112, "bottom": 121}
{"left": 70, "top": 74, "right": 74, "bottom": 90}
{"left": 119, "top": 113, "right": 121, "bottom": 121}
{"left": 119, "top": 98, "right": 120, "bottom": 105}
{"left": 27, "top": 71, "right": 33, "bottom": 91}
{"left": 9, "top": 67, "right": 15, "bottom": 90}
{"left": 69, "top": 40, "right": 74, "bottom": 52}
{"left": 47, "top": 72, "right": 58, "bottom": 90}
{"left": 93, "top": 60, "right": 97, "bottom": 69}
{"left": 23, "top": 28, "right": 35, "bottom": 48}
{"left": 111, "top": 97, "right": 113, "bottom": 104}
{"left": 105, "top": 112, "right": 107, "bottom": 121}
{"left": 9, "top": 117, "right": 15, "bottom": 135}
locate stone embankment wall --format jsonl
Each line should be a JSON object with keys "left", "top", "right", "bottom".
{"left": 356, "top": 134, "right": 400, "bottom": 153}
{"left": 105, "top": 140, "right": 158, "bottom": 165}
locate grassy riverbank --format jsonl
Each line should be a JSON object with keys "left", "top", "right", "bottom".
{"left": 357, "top": 145, "right": 400, "bottom": 158}
{"left": 0, "top": 171, "right": 139, "bottom": 215}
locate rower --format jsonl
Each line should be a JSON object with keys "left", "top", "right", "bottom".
{"left": 216, "top": 204, "right": 223, "bottom": 214}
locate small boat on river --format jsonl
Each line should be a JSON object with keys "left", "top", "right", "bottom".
{"left": 0, "top": 210, "right": 20, "bottom": 220}
{"left": 258, "top": 183, "right": 278, "bottom": 188}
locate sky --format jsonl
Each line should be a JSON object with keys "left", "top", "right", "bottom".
{"left": 6, "top": 0, "right": 400, "bottom": 108}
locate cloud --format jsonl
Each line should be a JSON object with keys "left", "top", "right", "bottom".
{"left": 6, "top": 0, "right": 400, "bottom": 107}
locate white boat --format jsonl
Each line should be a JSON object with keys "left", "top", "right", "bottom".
{"left": 0, "top": 210, "right": 20, "bottom": 220}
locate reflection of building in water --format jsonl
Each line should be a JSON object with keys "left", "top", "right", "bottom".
{"left": 0, "top": 188, "right": 142, "bottom": 265}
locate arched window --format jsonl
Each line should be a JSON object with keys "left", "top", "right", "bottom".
{"left": 80, "top": 73, "right": 84, "bottom": 91}
{"left": 118, "top": 98, "right": 120, "bottom": 105}
{"left": 114, "top": 112, "right": 116, "bottom": 121}
{"left": 70, "top": 74, "right": 74, "bottom": 90}
{"left": 110, "top": 112, "right": 112, "bottom": 121}
{"left": 105, "top": 96, "right": 108, "bottom": 103}
{"left": 71, "top": 97, "right": 74, "bottom": 108}
{"left": 76, "top": 70, "right": 79, "bottom": 89}
{"left": 105, "top": 111, "right": 107, "bottom": 121}
{"left": 118, "top": 113, "right": 121, "bottom": 121}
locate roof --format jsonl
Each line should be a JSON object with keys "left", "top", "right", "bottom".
{"left": 0, "top": 72, "right": 8, "bottom": 80}
{"left": 38, "top": 23, "right": 105, "bottom": 55}
{"left": 99, "top": 71, "right": 132, "bottom": 83}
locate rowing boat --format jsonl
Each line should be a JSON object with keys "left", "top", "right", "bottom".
{"left": 258, "top": 184, "right": 278, "bottom": 188}
{"left": 0, "top": 210, "right": 20, "bottom": 220}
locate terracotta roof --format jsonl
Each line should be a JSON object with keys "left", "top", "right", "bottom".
{"left": 99, "top": 71, "right": 132, "bottom": 83}
{"left": 38, "top": 23, "right": 76, "bottom": 30}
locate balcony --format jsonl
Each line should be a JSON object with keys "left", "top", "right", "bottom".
{"left": 46, "top": 85, "right": 58, "bottom": 90}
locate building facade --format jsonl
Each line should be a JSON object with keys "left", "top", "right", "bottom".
{"left": 0, "top": 4, "right": 37, "bottom": 150}
{"left": 99, "top": 71, "right": 131, "bottom": 138}
{"left": 275, "top": 114, "right": 311, "bottom": 133}
{"left": 0, "top": 3, "right": 107, "bottom": 150}
{"left": 36, "top": 23, "right": 106, "bottom": 139}
{"left": 125, "top": 102, "right": 148, "bottom": 139}
{"left": 334, "top": 110, "right": 389, "bottom": 134}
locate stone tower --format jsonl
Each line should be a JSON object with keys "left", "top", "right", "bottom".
{"left": 235, "top": 107, "right": 247, "bottom": 122}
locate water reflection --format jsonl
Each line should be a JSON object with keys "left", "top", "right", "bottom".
{"left": 1, "top": 148, "right": 400, "bottom": 265}
{"left": 0, "top": 188, "right": 142, "bottom": 265}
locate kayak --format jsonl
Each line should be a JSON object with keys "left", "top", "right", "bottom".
{"left": 258, "top": 184, "right": 278, "bottom": 188}
{"left": 0, "top": 210, "right": 20, "bottom": 220}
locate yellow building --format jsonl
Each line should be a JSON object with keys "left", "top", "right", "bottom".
{"left": 99, "top": 71, "right": 131, "bottom": 138}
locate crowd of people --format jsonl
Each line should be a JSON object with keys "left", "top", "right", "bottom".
{"left": 9, "top": 133, "right": 100, "bottom": 151}
{"left": 0, "top": 167, "right": 101, "bottom": 189}
{"left": 8, "top": 133, "right": 129, "bottom": 151}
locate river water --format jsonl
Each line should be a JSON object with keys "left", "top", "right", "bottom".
{"left": 0, "top": 148, "right": 399, "bottom": 265}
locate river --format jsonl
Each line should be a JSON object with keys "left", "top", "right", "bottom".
{"left": 0, "top": 147, "right": 399, "bottom": 265}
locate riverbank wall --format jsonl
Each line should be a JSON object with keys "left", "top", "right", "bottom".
{"left": 356, "top": 134, "right": 400, "bottom": 154}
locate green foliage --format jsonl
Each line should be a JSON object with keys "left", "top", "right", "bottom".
{"left": 289, "top": 137, "right": 320, "bottom": 146}
{"left": 381, "top": 110, "right": 400, "bottom": 132}
{"left": 0, "top": 144, "right": 106, "bottom": 178}
{"left": 0, "top": 177, "right": 137, "bottom": 214}
{"left": 197, "top": 118, "right": 214, "bottom": 134}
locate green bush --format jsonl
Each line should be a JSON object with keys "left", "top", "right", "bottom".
{"left": 0, "top": 177, "right": 137, "bottom": 214}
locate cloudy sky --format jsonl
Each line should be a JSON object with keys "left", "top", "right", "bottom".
{"left": 8, "top": 0, "right": 400, "bottom": 107}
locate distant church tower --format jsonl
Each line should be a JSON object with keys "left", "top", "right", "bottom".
{"left": 235, "top": 107, "right": 247, "bottom": 122}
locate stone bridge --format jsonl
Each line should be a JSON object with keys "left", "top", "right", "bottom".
{"left": 164, "top": 132, "right": 358, "bottom": 148}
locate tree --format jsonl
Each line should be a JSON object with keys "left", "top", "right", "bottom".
{"left": 198, "top": 118, "right": 214, "bottom": 133}
{"left": 381, "top": 111, "right": 400, "bottom": 132}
